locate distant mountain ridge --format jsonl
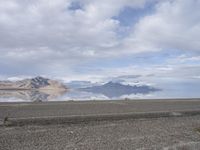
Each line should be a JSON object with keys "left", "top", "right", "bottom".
{"left": 0, "top": 89, "right": 66, "bottom": 102}
{"left": 0, "top": 76, "right": 67, "bottom": 91}
{"left": 80, "top": 81, "right": 160, "bottom": 98}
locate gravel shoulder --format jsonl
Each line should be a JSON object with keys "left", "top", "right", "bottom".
{"left": 1, "top": 115, "right": 200, "bottom": 150}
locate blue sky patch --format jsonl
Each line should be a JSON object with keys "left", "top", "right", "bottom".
{"left": 113, "top": 2, "right": 156, "bottom": 27}
{"left": 68, "top": 1, "right": 83, "bottom": 11}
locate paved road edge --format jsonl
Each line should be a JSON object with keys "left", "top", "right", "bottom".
{"left": 2, "top": 110, "right": 200, "bottom": 127}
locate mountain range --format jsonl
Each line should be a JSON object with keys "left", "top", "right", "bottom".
{"left": 0, "top": 77, "right": 161, "bottom": 101}
{"left": 0, "top": 76, "right": 67, "bottom": 91}
{"left": 0, "top": 89, "right": 66, "bottom": 102}
{"left": 80, "top": 82, "right": 160, "bottom": 98}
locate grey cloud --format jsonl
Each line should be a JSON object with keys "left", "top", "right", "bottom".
{"left": 0, "top": 0, "right": 154, "bottom": 76}
{"left": 0, "top": 0, "right": 199, "bottom": 78}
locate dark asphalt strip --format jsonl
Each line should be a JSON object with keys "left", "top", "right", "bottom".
{"left": 3, "top": 110, "right": 200, "bottom": 127}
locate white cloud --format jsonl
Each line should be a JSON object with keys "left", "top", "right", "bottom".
{"left": 125, "top": 0, "right": 200, "bottom": 52}
{"left": 176, "top": 55, "right": 200, "bottom": 63}
{"left": 0, "top": 0, "right": 148, "bottom": 52}
{"left": 0, "top": 0, "right": 154, "bottom": 76}
{"left": 0, "top": 0, "right": 200, "bottom": 78}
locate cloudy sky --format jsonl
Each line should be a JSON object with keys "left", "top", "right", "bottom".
{"left": 0, "top": 0, "right": 200, "bottom": 82}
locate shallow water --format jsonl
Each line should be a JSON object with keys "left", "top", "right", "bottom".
{"left": 0, "top": 77, "right": 200, "bottom": 102}
{"left": 0, "top": 80, "right": 200, "bottom": 102}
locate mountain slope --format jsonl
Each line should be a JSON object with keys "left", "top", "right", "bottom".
{"left": 80, "top": 82, "right": 160, "bottom": 98}
{"left": 0, "top": 76, "right": 67, "bottom": 90}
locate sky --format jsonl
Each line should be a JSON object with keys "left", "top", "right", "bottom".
{"left": 0, "top": 0, "right": 200, "bottom": 83}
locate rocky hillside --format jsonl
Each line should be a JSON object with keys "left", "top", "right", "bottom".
{"left": 0, "top": 89, "right": 66, "bottom": 102}
{"left": 0, "top": 76, "right": 67, "bottom": 91}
